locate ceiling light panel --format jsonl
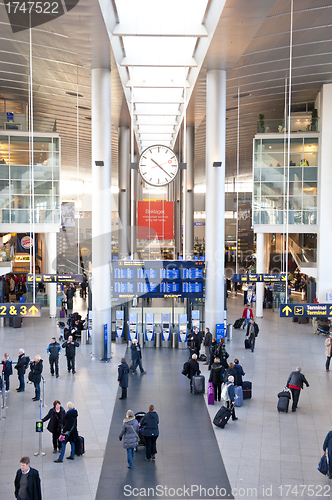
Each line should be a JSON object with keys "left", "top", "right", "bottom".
{"left": 137, "top": 125, "right": 175, "bottom": 134}
{"left": 133, "top": 87, "right": 184, "bottom": 103}
{"left": 129, "top": 66, "right": 188, "bottom": 88}
{"left": 135, "top": 103, "right": 181, "bottom": 115}
{"left": 122, "top": 37, "right": 197, "bottom": 66}
{"left": 136, "top": 115, "right": 178, "bottom": 126}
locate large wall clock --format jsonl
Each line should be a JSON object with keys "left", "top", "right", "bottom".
{"left": 138, "top": 145, "right": 179, "bottom": 187}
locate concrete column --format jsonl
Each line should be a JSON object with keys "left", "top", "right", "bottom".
{"left": 45, "top": 232, "right": 57, "bottom": 318}
{"left": 185, "top": 127, "right": 194, "bottom": 259}
{"left": 256, "top": 232, "right": 264, "bottom": 318}
{"left": 174, "top": 173, "right": 181, "bottom": 259}
{"left": 317, "top": 83, "right": 332, "bottom": 302}
{"left": 205, "top": 70, "right": 226, "bottom": 334}
{"left": 118, "top": 127, "right": 130, "bottom": 259}
{"left": 91, "top": 66, "right": 112, "bottom": 359}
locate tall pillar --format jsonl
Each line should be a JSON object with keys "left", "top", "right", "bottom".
{"left": 91, "top": 66, "right": 112, "bottom": 359}
{"left": 256, "top": 232, "right": 264, "bottom": 318}
{"left": 317, "top": 83, "right": 332, "bottom": 302}
{"left": 45, "top": 232, "right": 57, "bottom": 318}
{"left": 185, "top": 127, "right": 194, "bottom": 259}
{"left": 118, "top": 127, "right": 130, "bottom": 259}
{"left": 205, "top": 70, "right": 226, "bottom": 334}
{"left": 174, "top": 173, "right": 181, "bottom": 259}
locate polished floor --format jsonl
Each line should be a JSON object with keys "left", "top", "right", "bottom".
{"left": 0, "top": 293, "right": 331, "bottom": 500}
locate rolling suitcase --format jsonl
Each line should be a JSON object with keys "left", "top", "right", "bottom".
{"left": 75, "top": 435, "right": 85, "bottom": 456}
{"left": 207, "top": 382, "right": 215, "bottom": 404}
{"left": 233, "top": 318, "right": 243, "bottom": 329}
{"left": 192, "top": 375, "right": 205, "bottom": 394}
{"left": 277, "top": 390, "right": 291, "bottom": 413}
{"left": 234, "top": 386, "right": 243, "bottom": 407}
{"left": 244, "top": 338, "right": 251, "bottom": 349}
{"left": 213, "top": 406, "right": 232, "bottom": 428}
{"left": 60, "top": 309, "right": 65, "bottom": 318}
{"left": 242, "top": 381, "right": 252, "bottom": 399}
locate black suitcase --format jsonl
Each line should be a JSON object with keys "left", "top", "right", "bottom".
{"left": 244, "top": 338, "right": 251, "bottom": 349}
{"left": 213, "top": 406, "right": 232, "bottom": 428}
{"left": 233, "top": 318, "right": 243, "bottom": 329}
{"left": 243, "top": 381, "right": 252, "bottom": 399}
{"left": 192, "top": 375, "right": 205, "bottom": 394}
{"left": 277, "top": 390, "right": 291, "bottom": 413}
{"left": 75, "top": 435, "right": 85, "bottom": 456}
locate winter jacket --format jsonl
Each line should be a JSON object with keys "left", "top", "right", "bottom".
{"left": 233, "top": 364, "right": 245, "bottom": 386}
{"left": 325, "top": 337, "right": 332, "bottom": 357}
{"left": 286, "top": 371, "right": 309, "bottom": 390}
{"left": 29, "top": 360, "right": 43, "bottom": 384}
{"left": 209, "top": 362, "right": 224, "bottom": 385}
{"left": 119, "top": 416, "right": 139, "bottom": 449}
{"left": 323, "top": 431, "right": 332, "bottom": 458}
{"left": 62, "top": 408, "right": 78, "bottom": 443}
{"left": 15, "top": 353, "right": 28, "bottom": 376}
{"left": 118, "top": 362, "right": 129, "bottom": 388}
{"left": 209, "top": 340, "right": 218, "bottom": 367}
{"left": 203, "top": 331, "right": 212, "bottom": 347}
{"left": 226, "top": 381, "right": 235, "bottom": 403}
{"left": 131, "top": 342, "right": 142, "bottom": 360}
{"left": 41, "top": 406, "right": 65, "bottom": 433}
{"left": 187, "top": 358, "right": 200, "bottom": 380}
{"left": 242, "top": 307, "right": 254, "bottom": 320}
{"left": 140, "top": 411, "right": 159, "bottom": 437}
{"left": 223, "top": 367, "right": 236, "bottom": 384}
{"left": 246, "top": 322, "right": 259, "bottom": 339}
{"left": 2, "top": 358, "right": 13, "bottom": 375}
{"left": 47, "top": 342, "right": 61, "bottom": 359}
{"left": 62, "top": 340, "right": 79, "bottom": 358}
{"left": 14, "top": 467, "right": 41, "bottom": 500}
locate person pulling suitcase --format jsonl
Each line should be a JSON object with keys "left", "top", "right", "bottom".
{"left": 187, "top": 354, "right": 200, "bottom": 393}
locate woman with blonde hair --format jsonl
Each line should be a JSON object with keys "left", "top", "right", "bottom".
{"left": 54, "top": 401, "right": 78, "bottom": 462}
{"left": 119, "top": 410, "right": 139, "bottom": 469}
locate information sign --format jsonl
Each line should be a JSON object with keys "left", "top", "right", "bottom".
{"left": 0, "top": 303, "right": 41, "bottom": 318}
{"left": 27, "top": 274, "right": 83, "bottom": 283}
{"left": 279, "top": 303, "right": 332, "bottom": 318}
{"left": 232, "top": 273, "right": 287, "bottom": 283}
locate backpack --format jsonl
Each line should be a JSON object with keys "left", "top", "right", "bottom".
{"left": 182, "top": 361, "right": 190, "bottom": 377}
{"left": 221, "top": 383, "right": 230, "bottom": 402}
{"left": 24, "top": 356, "right": 30, "bottom": 369}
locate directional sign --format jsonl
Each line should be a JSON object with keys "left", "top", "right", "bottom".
{"left": 280, "top": 303, "right": 332, "bottom": 318}
{"left": 232, "top": 273, "right": 287, "bottom": 283}
{"left": 27, "top": 274, "right": 83, "bottom": 283}
{"left": 0, "top": 303, "right": 42, "bottom": 318}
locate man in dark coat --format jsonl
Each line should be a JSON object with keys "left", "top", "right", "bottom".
{"left": 208, "top": 337, "right": 218, "bottom": 369}
{"left": 203, "top": 327, "right": 212, "bottom": 365}
{"left": 323, "top": 430, "right": 332, "bottom": 479}
{"left": 118, "top": 357, "right": 129, "bottom": 399}
{"left": 62, "top": 336, "right": 79, "bottom": 374}
{"left": 47, "top": 337, "right": 61, "bottom": 378}
{"left": 188, "top": 327, "right": 202, "bottom": 358}
{"left": 286, "top": 366, "right": 309, "bottom": 412}
{"left": 246, "top": 319, "right": 259, "bottom": 352}
{"left": 131, "top": 339, "right": 146, "bottom": 375}
{"left": 233, "top": 359, "right": 245, "bottom": 386}
{"left": 208, "top": 357, "right": 224, "bottom": 401}
{"left": 187, "top": 353, "right": 201, "bottom": 393}
{"left": 15, "top": 349, "right": 28, "bottom": 392}
{"left": 14, "top": 456, "right": 42, "bottom": 500}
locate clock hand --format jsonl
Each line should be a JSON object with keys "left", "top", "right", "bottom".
{"left": 157, "top": 165, "right": 172, "bottom": 178}
{"left": 151, "top": 158, "right": 161, "bottom": 168}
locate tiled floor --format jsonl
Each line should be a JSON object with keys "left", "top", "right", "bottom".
{"left": 0, "top": 293, "right": 331, "bottom": 500}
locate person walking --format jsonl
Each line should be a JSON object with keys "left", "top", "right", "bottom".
{"left": 2, "top": 352, "right": 13, "bottom": 392}
{"left": 188, "top": 327, "right": 202, "bottom": 358}
{"left": 203, "top": 327, "right": 212, "bottom": 365}
{"left": 233, "top": 359, "right": 245, "bottom": 386}
{"left": 40, "top": 400, "right": 65, "bottom": 453}
{"left": 140, "top": 404, "right": 159, "bottom": 462}
{"left": 28, "top": 355, "right": 43, "bottom": 401}
{"left": 208, "top": 357, "right": 224, "bottom": 402}
{"left": 14, "top": 456, "right": 42, "bottom": 500}
{"left": 286, "top": 366, "right": 309, "bottom": 412}
{"left": 54, "top": 402, "right": 78, "bottom": 462}
{"left": 242, "top": 304, "right": 254, "bottom": 329}
{"left": 131, "top": 339, "right": 146, "bottom": 375}
{"left": 62, "top": 336, "right": 79, "bottom": 374}
{"left": 325, "top": 335, "right": 332, "bottom": 372}
{"left": 119, "top": 410, "right": 139, "bottom": 469}
{"left": 246, "top": 318, "right": 259, "bottom": 352}
{"left": 118, "top": 357, "right": 129, "bottom": 399}
{"left": 323, "top": 430, "right": 332, "bottom": 479}
{"left": 47, "top": 338, "right": 61, "bottom": 378}
{"left": 15, "top": 349, "right": 28, "bottom": 392}
{"left": 225, "top": 376, "right": 238, "bottom": 421}
{"left": 187, "top": 353, "right": 201, "bottom": 393}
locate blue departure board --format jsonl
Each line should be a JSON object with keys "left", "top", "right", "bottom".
{"left": 111, "top": 261, "right": 204, "bottom": 301}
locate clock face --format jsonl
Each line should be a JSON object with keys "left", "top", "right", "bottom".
{"left": 138, "top": 145, "right": 179, "bottom": 187}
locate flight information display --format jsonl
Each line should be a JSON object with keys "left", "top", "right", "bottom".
{"left": 112, "top": 260, "right": 204, "bottom": 300}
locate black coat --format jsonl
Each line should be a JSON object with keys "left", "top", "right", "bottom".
{"left": 140, "top": 411, "right": 159, "bottom": 437}
{"left": 14, "top": 467, "right": 42, "bottom": 500}
{"left": 233, "top": 364, "right": 245, "bottom": 386}
{"left": 246, "top": 322, "right": 259, "bottom": 339}
{"left": 16, "top": 353, "right": 27, "bottom": 376}
{"left": 209, "top": 362, "right": 224, "bottom": 385}
{"left": 41, "top": 406, "right": 65, "bottom": 434}
{"left": 29, "top": 360, "right": 43, "bottom": 384}
{"left": 62, "top": 340, "right": 79, "bottom": 358}
{"left": 62, "top": 408, "right": 79, "bottom": 443}
{"left": 203, "top": 331, "right": 212, "bottom": 347}
{"left": 189, "top": 332, "right": 202, "bottom": 350}
{"left": 209, "top": 340, "right": 218, "bottom": 366}
{"left": 131, "top": 342, "right": 142, "bottom": 360}
{"left": 286, "top": 371, "right": 309, "bottom": 389}
{"left": 223, "top": 367, "right": 236, "bottom": 384}
{"left": 187, "top": 358, "right": 200, "bottom": 380}
{"left": 118, "top": 362, "right": 129, "bottom": 388}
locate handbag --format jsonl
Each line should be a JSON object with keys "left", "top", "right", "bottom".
{"left": 59, "top": 434, "right": 66, "bottom": 442}
{"left": 318, "top": 454, "right": 328, "bottom": 475}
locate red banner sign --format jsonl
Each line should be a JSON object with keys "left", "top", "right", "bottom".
{"left": 137, "top": 201, "right": 174, "bottom": 240}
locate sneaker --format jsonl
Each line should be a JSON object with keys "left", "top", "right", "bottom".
{"left": 232, "top": 417, "right": 238, "bottom": 421}
{"left": 141, "top": 371, "right": 146, "bottom": 374}
{"left": 66, "top": 456, "right": 74, "bottom": 460}
{"left": 53, "top": 449, "right": 58, "bottom": 454}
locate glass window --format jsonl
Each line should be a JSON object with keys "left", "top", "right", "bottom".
{"left": 10, "top": 136, "right": 30, "bottom": 150}
{"left": 253, "top": 212, "right": 260, "bottom": 224}
{"left": 0, "top": 100, "right": 4, "bottom": 113}
{"left": 6, "top": 101, "right": 24, "bottom": 113}
{"left": 261, "top": 139, "right": 285, "bottom": 152}
{"left": 34, "top": 166, "right": 52, "bottom": 180}
{"left": 303, "top": 195, "right": 317, "bottom": 209}
{"left": 53, "top": 210, "right": 60, "bottom": 223}
{"left": 10, "top": 165, "right": 30, "bottom": 179}
{"left": 0, "top": 210, "right": 10, "bottom": 223}
{"left": 53, "top": 153, "right": 59, "bottom": 167}
{"left": 10, "top": 179, "right": 31, "bottom": 195}
{"left": 33, "top": 151, "right": 52, "bottom": 165}
{"left": 34, "top": 181, "right": 53, "bottom": 195}
{"left": 0, "top": 195, "right": 10, "bottom": 208}
{"left": 53, "top": 167, "right": 59, "bottom": 180}
{"left": 302, "top": 152, "right": 317, "bottom": 166}
{"left": 254, "top": 153, "right": 261, "bottom": 167}
{"left": 290, "top": 138, "right": 303, "bottom": 153}
{"left": 0, "top": 165, "right": 9, "bottom": 179}
{"left": 10, "top": 151, "right": 29, "bottom": 165}
{"left": 53, "top": 196, "right": 60, "bottom": 210}
{"left": 289, "top": 154, "right": 301, "bottom": 166}
{"left": 254, "top": 168, "right": 260, "bottom": 181}
{"left": 254, "top": 183, "right": 260, "bottom": 196}
{"left": 289, "top": 196, "right": 302, "bottom": 210}
{"left": 261, "top": 167, "right": 285, "bottom": 182}
{"left": 11, "top": 195, "right": 30, "bottom": 209}
{"left": 303, "top": 182, "right": 317, "bottom": 196}
{"left": 303, "top": 211, "right": 317, "bottom": 225}
{"left": 34, "top": 209, "right": 53, "bottom": 223}
{"left": 0, "top": 180, "right": 9, "bottom": 194}
{"left": 289, "top": 182, "right": 303, "bottom": 196}
{"left": 53, "top": 138, "right": 60, "bottom": 152}
{"left": 261, "top": 153, "right": 285, "bottom": 168}
{"left": 303, "top": 167, "right": 317, "bottom": 181}
{"left": 34, "top": 196, "right": 52, "bottom": 209}
{"left": 261, "top": 182, "right": 284, "bottom": 196}
{"left": 261, "top": 196, "right": 284, "bottom": 209}
{"left": 11, "top": 210, "right": 30, "bottom": 223}
{"left": 253, "top": 197, "right": 261, "bottom": 211}
{"left": 288, "top": 211, "right": 302, "bottom": 224}
{"left": 53, "top": 182, "right": 59, "bottom": 195}
{"left": 304, "top": 137, "right": 318, "bottom": 150}
{"left": 288, "top": 168, "right": 302, "bottom": 181}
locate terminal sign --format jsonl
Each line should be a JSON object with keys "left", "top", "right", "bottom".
{"left": 27, "top": 274, "right": 83, "bottom": 283}
{"left": 232, "top": 273, "right": 287, "bottom": 283}
{"left": 0, "top": 303, "right": 42, "bottom": 317}
{"left": 280, "top": 303, "right": 332, "bottom": 318}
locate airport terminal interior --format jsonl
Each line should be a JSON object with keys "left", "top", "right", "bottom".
{"left": 1, "top": 0, "right": 332, "bottom": 499}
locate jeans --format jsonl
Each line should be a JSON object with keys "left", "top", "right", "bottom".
{"left": 132, "top": 357, "right": 144, "bottom": 374}
{"left": 34, "top": 382, "right": 40, "bottom": 400}
{"left": 58, "top": 440, "right": 75, "bottom": 460}
{"left": 290, "top": 388, "right": 301, "bottom": 411}
{"left": 4, "top": 374, "right": 10, "bottom": 391}
{"left": 127, "top": 447, "right": 134, "bottom": 468}
{"left": 18, "top": 374, "right": 25, "bottom": 391}
{"left": 67, "top": 356, "right": 75, "bottom": 373}
{"left": 243, "top": 318, "right": 250, "bottom": 329}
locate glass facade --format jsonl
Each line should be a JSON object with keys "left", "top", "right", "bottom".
{"left": 0, "top": 132, "right": 60, "bottom": 224}
{"left": 253, "top": 135, "right": 318, "bottom": 226}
